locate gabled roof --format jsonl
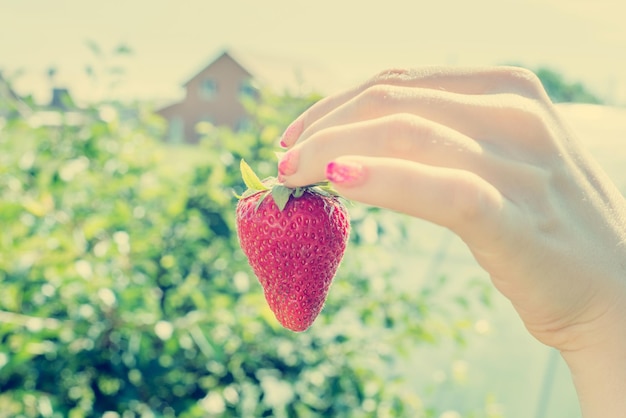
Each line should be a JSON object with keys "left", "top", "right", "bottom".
{"left": 229, "top": 48, "right": 348, "bottom": 95}
{"left": 180, "top": 48, "right": 347, "bottom": 95}
{"left": 182, "top": 50, "right": 252, "bottom": 87}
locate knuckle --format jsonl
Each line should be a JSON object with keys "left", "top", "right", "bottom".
{"left": 502, "top": 92, "right": 544, "bottom": 117}
{"left": 355, "top": 84, "right": 396, "bottom": 118}
{"left": 367, "top": 68, "right": 413, "bottom": 85}
{"left": 497, "top": 66, "right": 547, "bottom": 98}
{"left": 448, "top": 174, "right": 496, "bottom": 228}
{"left": 383, "top": 114, "right": 430, "bottom": 156}
{"left": 361, "top": 84, "right": 393, "bottom": 102}
{"left": 495, "top": 93, "right": 554, "bottom": 141}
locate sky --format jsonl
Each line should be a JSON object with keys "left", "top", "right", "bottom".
{"left": 1, "top": 0, "right": 625, "bottom": 105}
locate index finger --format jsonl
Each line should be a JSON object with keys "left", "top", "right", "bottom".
{"left": 280, "top": 66, "right": 546, "bottom": 147}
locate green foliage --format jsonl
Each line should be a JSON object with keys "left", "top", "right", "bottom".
{"left": 508, "top": 64, "right": 603, "bottom": 104}
{"left": 536, "top": 67, "right": 603, "bottom": 104}
{"left": 0, "top": 85, "right": 494, "bottom": 417}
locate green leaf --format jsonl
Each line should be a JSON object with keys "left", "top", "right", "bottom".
{"left": 315, "top": 183, "right": 341, "bottom": 197}
{"left": 255, "top": 191, "right": 271, "bottom": 211}
{"left": 293, "top": 187, "right": 305, "bottom": 198}
{"left": 240, "top": 159, "right": 268, "bottom": 192}
{"left": 271, "top": 185, "right": 293, "bottom": 211}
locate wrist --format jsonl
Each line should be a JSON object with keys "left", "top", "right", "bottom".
{"left": 560, "top": 297, "right": 626, "bottom": 417}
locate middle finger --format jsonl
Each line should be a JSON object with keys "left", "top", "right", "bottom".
{"left": 279, "top": 112, "right": 531, "bottom": 188}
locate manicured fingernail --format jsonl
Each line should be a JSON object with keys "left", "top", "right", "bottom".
{"left": 325, "top": 160, "right": 365, "bottom": 185}
{"left": 281, "top": 119, "right": 303, "bottom": 147}
{"left": 278, "top": 149, "right": 299, "bottom": 176}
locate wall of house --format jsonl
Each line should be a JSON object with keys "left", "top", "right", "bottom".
{"left": 157, "top": 53, "right": 254, "bottom": 144}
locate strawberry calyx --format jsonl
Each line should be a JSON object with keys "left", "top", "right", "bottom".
{"left": 237, "top": 159, "right": 340, "bottom": 212}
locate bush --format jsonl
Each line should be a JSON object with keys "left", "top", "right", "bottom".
{"left": 0, "top": 89, "right": 491, "bottom": 417}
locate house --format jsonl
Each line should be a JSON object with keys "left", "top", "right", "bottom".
{"left": 156, "top": 50, "right": 258, "bottom": 144}
{"left": 0, "top": 71, "right": 82, "bottom": 126}
{"left": 26, "top": 85, "right": 89, "bottom": 128}
{"left": 156, "top": 48, "right": 346, "bottom": 144}
{"left": 48, "top": 87, "right": 76, "bottom": 110}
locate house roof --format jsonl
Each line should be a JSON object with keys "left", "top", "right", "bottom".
{"left": 48, "top": 87, "right": 76, "bottom": 110}
{"left": 182, "top": 50, "right": 252, "bottom": 87}
{"left": 181, "top": 47, "right": 348, "bottom": 96}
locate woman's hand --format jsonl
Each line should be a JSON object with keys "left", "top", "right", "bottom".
{"left": 277, "top": 67, "right": 626, "bottom": 416}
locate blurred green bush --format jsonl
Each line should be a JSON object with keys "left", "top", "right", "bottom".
{"left": 0, "top": 86, "right": 493, "bottom": 417}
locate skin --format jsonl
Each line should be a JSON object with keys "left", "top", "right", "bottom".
{"left": 277, "top": 66, "right": 626, "bottom": 417}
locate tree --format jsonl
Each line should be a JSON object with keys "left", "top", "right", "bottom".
{"left": 535, "top": 67, "right": 603, "bottom": 104}
{"left": 506, "top": 64, "right": 603, "bottom": 104}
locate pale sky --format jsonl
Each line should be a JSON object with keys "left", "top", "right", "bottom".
{"left": 1, "top": 0, "right": 625, "bottom": 104}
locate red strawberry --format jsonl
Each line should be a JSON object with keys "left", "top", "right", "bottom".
{"left": 236, "top": 160, "right": 350, "bottom": 332}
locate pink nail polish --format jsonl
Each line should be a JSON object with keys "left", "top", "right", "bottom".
{"left": 278, "top": 149, "right": 299, "bottom": 176}
{"left": 326, "top": 161, "right": 365, "bottom": 185}
{"left": 281, "top": 119, "right": 303, "bottom": 146}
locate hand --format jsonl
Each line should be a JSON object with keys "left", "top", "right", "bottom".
{"left": 277, "top": 67, "right": 626, "bottom": 416}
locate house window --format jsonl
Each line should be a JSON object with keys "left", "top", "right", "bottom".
{"left": 239, "top": 79, "right": 257, "bottom": 99}
{"left": 201, "top": 79, "right": 217, "bottom": 100}
{"left": 168, "top": 117, "right": 184, "bottom": 143}
{"left": 200, "top": 115, "right": 214, "bottom": 125}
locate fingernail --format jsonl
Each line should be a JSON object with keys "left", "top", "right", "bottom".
{"left": 281, "top": 119, "right": 303, "bottom": 147}
{"left": 278, "top": 149, "right": 299, "bottom": 176}
{"left": 325, "top": 160, "right": 365, "bottom": 185}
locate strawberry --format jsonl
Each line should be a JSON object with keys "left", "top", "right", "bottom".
{"left": 235, "top": 160, "right": 350, "bottom": 332}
